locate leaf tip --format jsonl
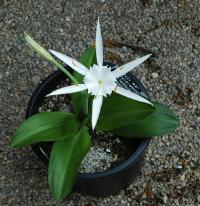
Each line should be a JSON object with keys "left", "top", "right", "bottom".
{"left": 10, "top": 137, "right": 19, "bottom": 148}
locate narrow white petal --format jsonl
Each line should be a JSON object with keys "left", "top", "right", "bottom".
{"left": 96, "top": 18, "right": 103, "bottom": 66}
{"left": 92, "top": 95, "right": 103, "bottom": 129}
{"left": 49, "top": 50, "right": 88, "bottom": 75}
{"left": 114, "top": 86, "right": 153, "bottom": 105}
{"left": 113, "top": 54, "right": 152, "bottom": 78}
{"left": 47, "top": 84, "right": 87, "bottom": 96}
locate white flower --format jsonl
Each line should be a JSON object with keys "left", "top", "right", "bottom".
{"left": 47, "top": 18, "right": 152, "bottom": 129}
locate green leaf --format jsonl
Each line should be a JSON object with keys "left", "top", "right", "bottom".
{"left": 79, "top": 47, "right": 96, "bottom": 70}
{"left": 48, "top": 126, "right": 91, "bottom": 201}
{"left": 11, "top": 112, "right": 81, "bottom": 147}
{"left": 96, "top": 92, "right": 155, "bottom": 131}
{"left": 71, "top": 47, "right": 96, "bottom": 117}
{"left": 111, "top": 102, "right": 180, "bottom": 137}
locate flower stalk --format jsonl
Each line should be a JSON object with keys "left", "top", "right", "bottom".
{"left": 50, "top": 58, "right": 79, "bottom": 84}
{"left": 24, "top": 33, "right": 79, "bottom": 84}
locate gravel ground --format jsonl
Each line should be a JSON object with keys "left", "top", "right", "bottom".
{"left": 1, "top": 0, "right": 200, "bottom": 205}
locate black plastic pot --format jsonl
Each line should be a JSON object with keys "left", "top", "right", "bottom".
{"left": 26, "top": 63, "right": 151, "bottom": 197}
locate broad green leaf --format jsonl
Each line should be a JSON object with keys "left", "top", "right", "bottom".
{"left": 11, "top": 112, "right": 81, "bottom": 147}
{"left": 111, "top": 102, "right": 180, "bottom": 137}
{"left": 96, "top": 92, "right": 155, "bottom": 131}
{"left": 48, "top": 126, "right": 91, "bottom": 201}
{"left": 71, "top": 47, "right": 96, "bottom": 117}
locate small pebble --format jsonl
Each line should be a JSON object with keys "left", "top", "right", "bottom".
{"left": 151, "top": 72, "right": 159, "bottom": 79}
{"left": 31, "top": 75, "right": 40, "bottom": 87}
{"left": 180, "top": 174, "right": 185, "bottom": 181}
{"left": 176, "top": 165, "right": 183, "bottom": 169}
{"left": 106, "top": 148, "right": 111, "bottom": 153}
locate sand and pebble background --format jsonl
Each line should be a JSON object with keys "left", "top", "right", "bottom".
{"left": 1, "top": 0, "right": 200, "bottom": 205}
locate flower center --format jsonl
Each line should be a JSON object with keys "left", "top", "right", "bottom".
{"left": 84, "top": 64, "right": 117, "bottom": 97}
{"left": 98, "top": 80, "right": 103, "bottom": 84}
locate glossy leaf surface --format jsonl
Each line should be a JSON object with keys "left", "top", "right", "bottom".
{"left": 11, "top": 112, "right": 80, "bottom": 147}
{"left": 111, "top": 102, "right": 180, "bottom": 137}
{"left": 48, "top": 126, "right": 91, "bottom": 200}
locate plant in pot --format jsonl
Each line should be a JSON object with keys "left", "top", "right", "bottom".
{"left": 11, "top": 19, "right": 180, "bottom": 201}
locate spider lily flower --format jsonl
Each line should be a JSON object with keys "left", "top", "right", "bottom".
{"left": 47, "top": 19, "right": 153, "bottom": 129}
